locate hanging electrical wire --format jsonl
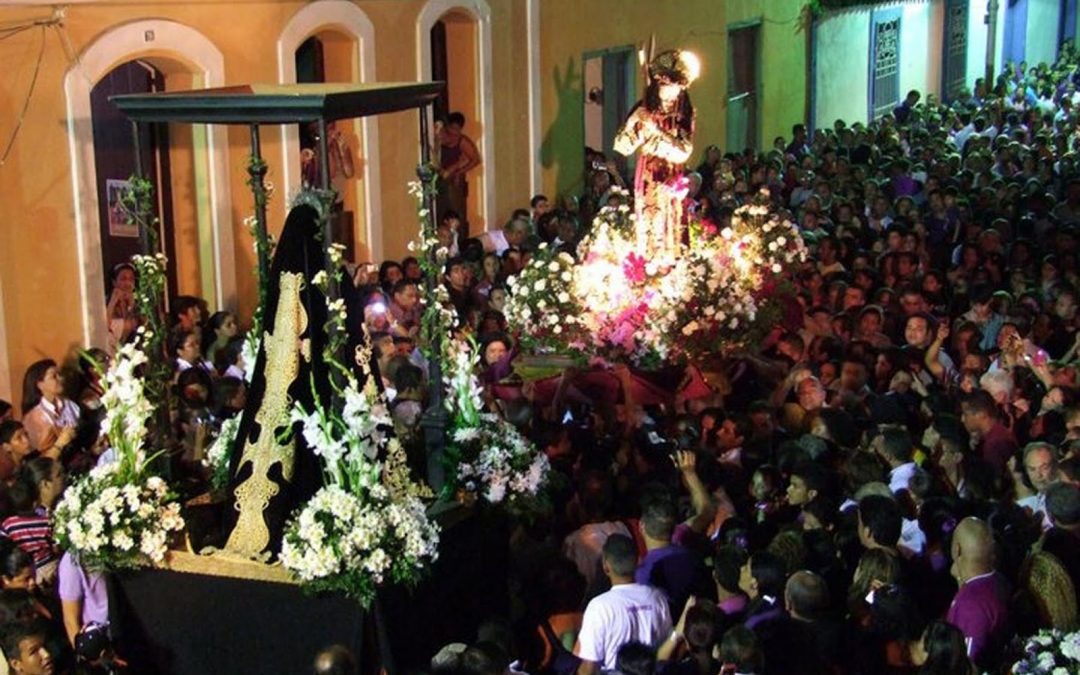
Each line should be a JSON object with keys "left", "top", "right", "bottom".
{"left": 0, "top": 9, "right": 67, "bottom": 168}
{"left": 0, "top": 25, "right": 47, "bottom": 166}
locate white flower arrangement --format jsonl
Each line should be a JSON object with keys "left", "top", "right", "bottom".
{"left": 503, "top": 194, "right": 806, "bottom": 366}
{"left": 53, "top": 335, "right": 185, "bottom": 571}
{"left": 1014, "top": 630, "right": 1080, "bottom": 674}
{"left": 280, "top": 288, "right": 439, "bottom": 606}
{"left": 203, "top": 415, "right": 241, "bottom": 492}
{"left": 504, "top": 243, "right": 584, "bottom": 354}
{"left": 444, "top": 338, "right": 551, "bottom": 511}
{"left": 53, "top": 463, "right": 184, "bottom": 570}
{"left": 241, "top": 332, "right": 260, "bottom": 384}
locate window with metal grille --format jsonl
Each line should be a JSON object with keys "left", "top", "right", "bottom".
{"left": 869, "top": 8, "right": 901, "bottom": 120}
{"left": 943, "top": 0, "right": 968, "bottom": 101}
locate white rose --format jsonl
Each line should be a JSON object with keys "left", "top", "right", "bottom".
{"left": 535, "top": 279, "right": 547, "bottom": 292}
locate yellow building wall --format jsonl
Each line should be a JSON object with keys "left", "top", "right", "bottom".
{"left": 724, "top": 0, "right": 809, "bottom": 151}
{"left": 538, "top": 0, "right": 728, "bottom": 198}
{"left": 536, "top": 0, "right": 809, "bottom": 199}
{"left": 0, "top": 0, "right": 808, "bottom": 407}
{"left": 0, "top": 0, "right": 534, "bottom": 407}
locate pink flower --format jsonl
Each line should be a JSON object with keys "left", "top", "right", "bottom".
{"left": 622, "top": 252, "right": 647, "bottom": 285}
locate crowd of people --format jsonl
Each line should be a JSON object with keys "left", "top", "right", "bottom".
{"left": 5, "top": 42, "right": 1080, "bottom": 675}
{"left": 406, "top": 47, "right": 1080, "bottom": 675}
{"left": 0, "top": 287, "right": 253, "bottom": 673}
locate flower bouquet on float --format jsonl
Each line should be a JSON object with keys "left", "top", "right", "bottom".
{"left": 52, "top": 332, "right": 186, "bottom": 572}
{"left": 279, "top": 255, "right": 441, "bottom": 608}
{"left": 442, "top": 337, "right": 551, "bottom": 519}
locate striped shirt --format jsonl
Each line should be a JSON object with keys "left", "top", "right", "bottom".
{"left": 1, "top": 513, "right": 58, "bottom": 571}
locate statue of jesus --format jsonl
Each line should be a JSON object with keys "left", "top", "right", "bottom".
{"left": 613, "top": 49, "right": 698, "bottom": 257}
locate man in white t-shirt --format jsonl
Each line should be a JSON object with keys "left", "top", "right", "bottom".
{"left": 575, "top": 534, "right": 672, "bottom": 674}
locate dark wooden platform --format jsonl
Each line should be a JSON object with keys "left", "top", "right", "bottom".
{"left": 109, "top": 506, "right": 508, "bottom": 674}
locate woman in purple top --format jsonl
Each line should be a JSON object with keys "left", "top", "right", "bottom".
{"left": 58, "top": 550, "right": 109, "bottom": 647}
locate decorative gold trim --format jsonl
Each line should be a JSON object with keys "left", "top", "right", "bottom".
{"left": 160, "top": 549, "right": 296, "bottom": 585}
{"left": 225, "top": 271, "right": 309, "bottom": 556}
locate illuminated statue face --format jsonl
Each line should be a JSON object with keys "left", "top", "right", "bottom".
{"left": 658, "top": 82, "right": 682, "bottom": 106}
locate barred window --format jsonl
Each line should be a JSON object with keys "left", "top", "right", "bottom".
{"left": 869, "top": 9, "right": 901, "bottom": 120}
{"left": 943, "top": 0, "right": 969, "bottom": 101}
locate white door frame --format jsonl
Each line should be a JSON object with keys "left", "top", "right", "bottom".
{"left": 416, "top": 0, "right": 496, "bottom": 232}
{"left": 64, "top": 19, "right": 236, "bottom": 346}
{"left": 278, "top": 0, "right": 383, "bottom": 261}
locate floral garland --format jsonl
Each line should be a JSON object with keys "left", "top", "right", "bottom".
{"left": 504, "top": 190, "right": 807, "bottom": 367}
{"left": 1014, "top": 629, "right": 1080, "bottom": 674}
{"left": 407, "top": 176, "right": 458, "bottom": 362}
{"left": 52, "top": 334, "right": 185, "bottom": 571}
{"left": 279, "top": 258, "right": 439, "bottom": 608}
{"left": 444, "top": 337, "right": 550, "bottom": 512}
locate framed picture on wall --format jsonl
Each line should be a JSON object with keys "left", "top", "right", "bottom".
{"left": 106, "top": 179, "right": 138, "bottom": 238}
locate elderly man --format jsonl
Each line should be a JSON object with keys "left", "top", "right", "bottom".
{"left": 1017, "top": 442, "right": 1062, "bottom": 526}
{"left": 481, "top": 215, "right": 530, "bottom": 256}
{"left": 946, "top": 518, "right": 1011, "bottom": 671}
{"left": 780, "top": 375, "right": 827, "bottom": 435}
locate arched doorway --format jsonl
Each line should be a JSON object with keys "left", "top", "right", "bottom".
{"left": 417, "top": 0, "right": 495, "bottom": 234}
{"left": 295, "top": 31, "right": 365, "bottom": 262}
{"left": 277, "top": 0, "right": 382, "bottom": 262}
{"left": 64, "top": 20, "right": 235, "bottom": 347}
{"left": 430, "top": 12, "right": 482, "bottom": 237}
{"left": 90, "top": 60, "right": 178, "bottom": 303}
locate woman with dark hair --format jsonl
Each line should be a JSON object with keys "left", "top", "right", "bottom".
{"left": 738, "top": 552, "right": 786, "bottom": 629}
{"left": 203, "top": 311, "right": 239, "bottom": 366}
{"left": 21, "top": 359, "right": 80, "bottom": 457}
{"left": 0, "top": 540, "right": 37, "bottom": 592}
{"left": 0, "top": 457, "right": 64, "bottom": 583}
{"left": 0, "top": 539, "right": 55, "bottom": 624}
{"left": 378, "top": 260, "right": 404, "bottom": 294}
{"left": 909, "top": 620, "right": 974, "bottom": 675}
{"left": 0, "top": 421, "right": 32, "bottom": 481}
{"left": 105, "top": 261, "right": 139, "bottom": 350}
{"left": 474, "top": 252, "right": 502, "bottom": 303}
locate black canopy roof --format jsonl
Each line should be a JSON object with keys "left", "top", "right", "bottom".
{"left": 110, "top": 82, "right": 444, "bottom": 125}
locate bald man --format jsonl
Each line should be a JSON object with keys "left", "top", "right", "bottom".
{"left": 946, "top": 517, "right": 1011, "bottom": 671}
